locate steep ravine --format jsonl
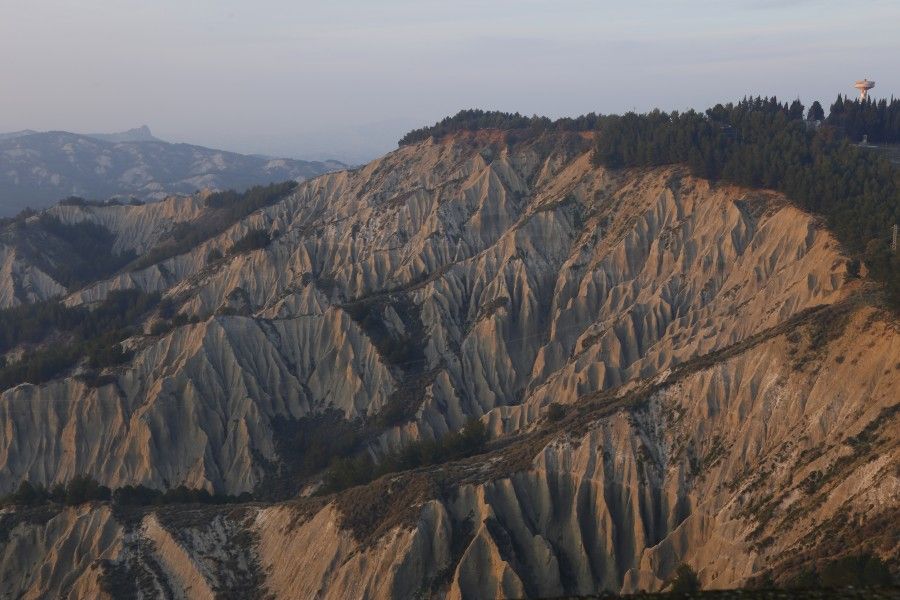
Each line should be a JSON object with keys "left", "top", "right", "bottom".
{"left": 0, "top": 132, "right": 895, "bottom": 598}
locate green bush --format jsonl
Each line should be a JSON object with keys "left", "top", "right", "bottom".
{"left": 819, "top": 553, "right": 893, "bottom": 588}
{"left": 1, "top": 481, "right": 49, "bottom": 506}
{"left": 547, "top": 403, "right": 567, "bottom": 421}
{"left": 3, "top": 479, "right": 251, "bottom": 508}
{"left": 206, "top": 248, "right": 224, "bottom": 264}
{"left": 669, "top": 564, "right": 701, "bottom": 592}
{"left": 228, "top": 229, "right": 271, "bottom": 256}
{"left": 111, "top": 484, "right": 162, "bottom": 506}
{"left": 790, "top": 553, "right": 893, "bottom": 588}
{"left": 149, "top": 320, "right": 172, "bottom": 336}
{"left": 323, "top": 454, "right": 376, "bottom": 493}
{"left": 63, "top": 475, "right": 111, "bottom": 505}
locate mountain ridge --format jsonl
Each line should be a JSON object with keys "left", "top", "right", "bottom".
{"left": 0, "top": 128, "right": 896, "bottom": 597}
{"left": 0, "top": 129, "right": 344, "bottom": 216}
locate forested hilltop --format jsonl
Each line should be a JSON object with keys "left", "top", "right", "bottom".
{"left": 401, "top": 98, "right": 900, "bottom": 307}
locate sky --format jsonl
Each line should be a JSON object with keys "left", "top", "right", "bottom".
{"left": 1, "top": 0, "right": 898, "bottom": 163}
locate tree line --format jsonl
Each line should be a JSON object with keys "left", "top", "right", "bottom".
{"left": 1, "top": 477, "right": 249, "bottom": 508}
{"left": 826, "top": 95, "right": 900, "bottom": 143}
{"left": 398, "top": 109, "right": 602, "bottom": 146}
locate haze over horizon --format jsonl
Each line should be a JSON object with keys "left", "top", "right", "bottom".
{"left": 2, "top": 0, "right": 898, "bottom": 164}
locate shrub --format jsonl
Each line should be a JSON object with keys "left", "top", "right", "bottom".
{"left": 669, "top": 564, "right": 701, "bottom": 592}
{"left": 3, "top": 480, "right": 249, "bottom": 508}
{"left": 206, "top": 248, "right": 224, "bottom": 264}
{"left": 149, "top": 320, "right": 172, "bottom": 336}
{"left": 845, "top": 259, "right": 861, "bottom": 281}
{"left": 228, "top": 229, "right": 271, "bottom": 256}
{"left": 547, "top": 403, "right": 567, "bottom": 421}
{"left": 112, "top": 484, "right": 163, "bottom": 506}
{"left": 1, "top": 481, "right": 49, "bottom": 506}
{"left": 323, "top": 455, "right": 376, "bottom": 493}
{"left": 64, "top": 475, "right": 111, "bottom": 505}
{"left": 819, "top": 553, "right": 893, "bottom": 588}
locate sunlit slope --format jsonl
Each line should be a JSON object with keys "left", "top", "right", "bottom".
{"left": 0, "top": 131, "right": 895, "bottom": 597}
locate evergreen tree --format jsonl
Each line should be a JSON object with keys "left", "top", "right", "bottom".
{"left": 808, "top": 100, "right": 825, "bottom": 121}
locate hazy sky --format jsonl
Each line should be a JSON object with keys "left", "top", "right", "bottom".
{"left": 1, "top": 0, "right": 898, "bottom": 162}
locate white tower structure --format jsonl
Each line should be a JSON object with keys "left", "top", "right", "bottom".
{"left": 854, "top": 79, "right": 875, "bottom": 100}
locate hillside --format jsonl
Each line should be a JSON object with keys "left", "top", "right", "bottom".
{"left": 0, "top": 128, "right": 896, "bottom": 598}
{"left": 0, "top": 129, "right": 343, "bottom": 215}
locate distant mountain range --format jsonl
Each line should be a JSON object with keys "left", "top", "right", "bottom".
{"left": 0, "top": 127, "right": 344, "bottom": 216}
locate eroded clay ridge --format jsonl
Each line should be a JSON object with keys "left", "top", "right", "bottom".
{"left": 2, "top": 297, "right": 896, "bottom": 598}
{"left": 0, "top": 131, "right": 895, "bottom": 597}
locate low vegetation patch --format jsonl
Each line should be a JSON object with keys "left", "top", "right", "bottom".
{"left": 32, "top": 215, "right": 138, "bottom": 287}
{"left": 788, "top": 553, "right": 894, "bottom": 589}
{"left": 342, "top": 294, "right": 434, "bottom": 427}
{"left": 0, "top": 214, "right": 136, "bottom": 289}
{"left": 0, "top": 289, "right": 159, "bottom": 354}
{"left": 227, "top": 229, "right": 271, "bottom": 256}
{"left": 0, "top": 289, "right": 160, "bottom": 390}
{"left": 546, "top": 402, "right": 568, "bottom": 421}
{"left": 667, "top": 564, "right": 701, "bottom": 593}
{"left": 255, "top": 410, "right": 364, "bottom": 501}
{"left": 1, "top": 476, "right": 111, "bottom": 507}
{"left": 322, "top": 418, "right": 488, "bottom": 494}
{"left": 1, "top": 477, "right": 250, "bottom": 509}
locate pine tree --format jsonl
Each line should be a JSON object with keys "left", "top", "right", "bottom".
{"left": 808, "top": 101, "right": 825, "bottom": 122}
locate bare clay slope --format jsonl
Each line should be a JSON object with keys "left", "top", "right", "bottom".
{"left": 0, "top": 131, "right": 895, "bottom": 598}
{"left": 2, "top": 301, "right": 896, "bottom": 599}
{"left": 0, "top": 193, "right": 207, "bottom": 308}
{"left": 0, "top": 132, "right": 848, "bottom": 493}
